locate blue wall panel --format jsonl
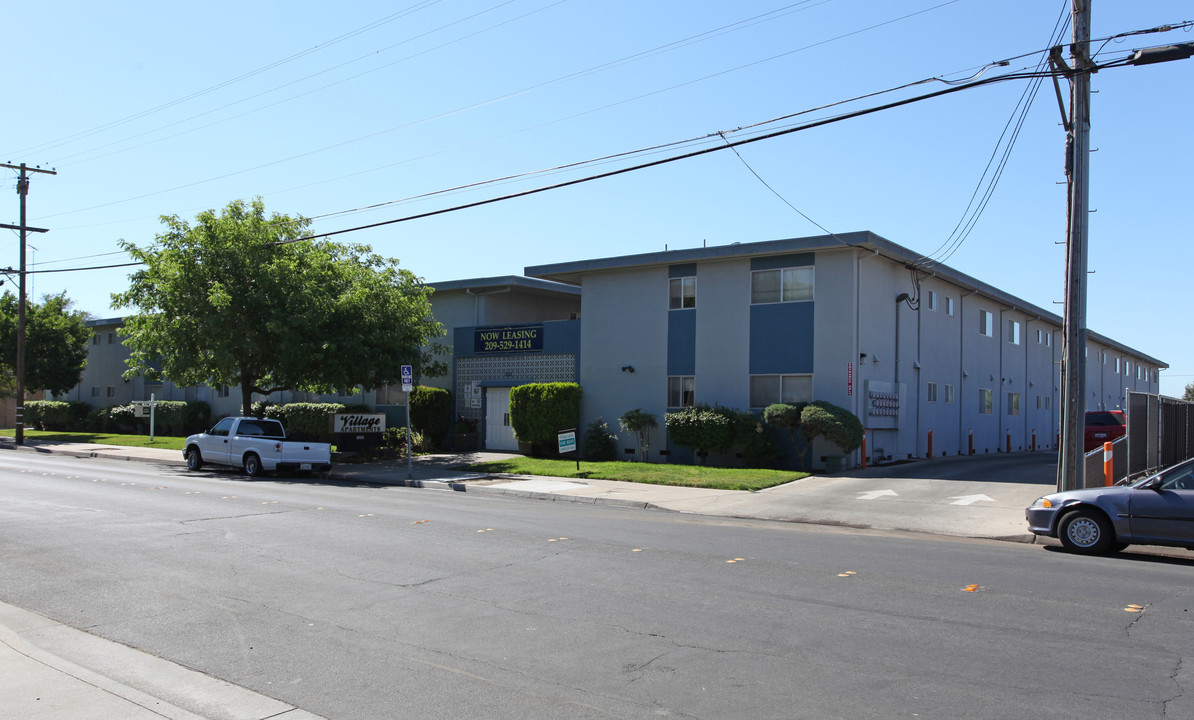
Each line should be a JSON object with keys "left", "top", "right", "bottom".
{"left": 749, "top": 303, "right": 814, "bottom": 374}
{"left": 667, "top": 309, "right": 696, "bottom": 375}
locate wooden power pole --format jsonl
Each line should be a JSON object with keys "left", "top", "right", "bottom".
{"left": 1, "top": 162, "right": 56, "bottom": 446}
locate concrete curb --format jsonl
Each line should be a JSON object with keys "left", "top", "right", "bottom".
{"left": 0, "top": 601, "right": 326, "bottom": 720}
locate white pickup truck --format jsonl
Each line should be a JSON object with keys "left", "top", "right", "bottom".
{"left": 184, "top": 416, "right": 332, "bottom": 476}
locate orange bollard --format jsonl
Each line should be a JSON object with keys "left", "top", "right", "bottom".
{"left": 968, "top": 429, "right": 974, "bottom": 456}
{"left": 1031, "top": 429, "right": 1036, "bottom": 452}
{"left": 927, "top": 429, "right": 933, "bottom": 459}
{"left": 1006, "top": 430, "right": 1011, "bottom": 454}
{"left": 1104, "top": 441, "right": 1114, "bottom": 486}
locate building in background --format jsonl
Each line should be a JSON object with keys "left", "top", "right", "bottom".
{"left": 527, "top": 232, "right": 1165, "bottom": 467}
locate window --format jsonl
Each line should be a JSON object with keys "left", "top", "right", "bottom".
{"left": 1037, "top": 329, "right": 1052, "bottom": 346}
{"left": 928, "top": 291, "right": 938, "bottom": 311}
{"left": 979, "top": 388, "right": 993, "bottom": 415}
{"left": 927, "top": 382, "right": 938, "bottom": 402}
{"left": 208, "top": 417, "right": 235, "bottom": 437}
{"left": 1045, "top": 396, "right": 1051, "bottom": 410}
{"left": 91, "top": 386, "right": 100, "bottom": 398}
{"left": 1007, "top": 392, "right": 1020, "bottom": 416}
{"left": 217, "top": 386, "right": 230, "bottom": 398}
{"left": 667, "top": 376, "right": 695, "bottom": 408}
{"left": 106, "top": 386, "right": 116, "bottom": 398}
{"left": 1124, "top": 360, "right": 1130, "bottom": 376}
{"left": 108, "top": 333, "right": 115, "bottom": 344}
{"left": 946, "top": 297, "right": 955, "bottom": 316}
{"left": 749, "top": 374, "right": 812, "bottom": 408}
{"left": 1007, "top": 320, "right": 1021, "bottom": 345}
{"left": 979, "top": 310, "right": 993, "bottom": 336}
{"left": 751, "top": 266, "right": 814, "bottom": 304}
{"left": 669, "top": 276, "right": 696, "bottom": 310}
{"left": 1114, "top": 357, "right": 1120, "bottom": 373}
{"left": 91, "top": 334, "right": 100, "bottom": 345}
{"left": 945, "top": 384, "right": 955, "bottom": 404}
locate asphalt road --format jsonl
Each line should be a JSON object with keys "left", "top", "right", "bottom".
{"left": 2, "top": 451, "right": 1191, "bottom": 719}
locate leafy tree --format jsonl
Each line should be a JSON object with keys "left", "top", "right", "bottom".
{"left": 0, "top": 291, "right": 91, "bottom": 395}
{"left": 112, "top": 198, "right": 445, "bottom": 416}
{"left": 1184, "top": 383, "right": 1194, "bottom": 403}
{"left": 618, "top": 408, "right": 657, "bottom": 462}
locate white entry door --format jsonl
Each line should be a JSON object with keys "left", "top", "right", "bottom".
{"left": 485, "top": 387, "right": 519, "bottom": 451}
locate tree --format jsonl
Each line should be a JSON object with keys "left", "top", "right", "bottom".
{"left": 619, "top": 408, "right": 657, "bottom": 462}
{"left": 1184, "top": 383, "right": 1194, "bottom": 403}
{"left": 112, "top": 198, "right": 445, "bottom": 416}
{"left": 0, "top": 291, "right": 91, "bottom": 395}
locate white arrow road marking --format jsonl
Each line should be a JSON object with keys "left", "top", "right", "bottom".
{"left": 948, "top": 494, "right": 996, "bottom": 506}
{"left": 856, "top": 489, "right": 898, "bottom": 500}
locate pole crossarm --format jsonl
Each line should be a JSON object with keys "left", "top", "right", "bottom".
{"left": 0, "top": 223, "right": 48, "bottom": 233}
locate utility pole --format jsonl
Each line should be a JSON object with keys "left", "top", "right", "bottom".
{"left": 2, "top": 162, "right": 56, "bottom": 446}
{"left": 1056, "top": 2, "right": 1093, "bottom": 491}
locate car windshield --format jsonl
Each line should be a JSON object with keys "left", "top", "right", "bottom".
{"left": 1131, "top": 459, "right": 1194, "bottom": 489}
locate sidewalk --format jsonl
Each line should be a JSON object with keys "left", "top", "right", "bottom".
{"left": 0, "top": 601, "right": 325, "bottom": 720}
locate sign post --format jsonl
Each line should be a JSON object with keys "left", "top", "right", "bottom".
{"left": 558, "top": 428, "right": 578, "bottom": 471}
{"left": 401, "top": 365, "right": 413, "bottom": 479}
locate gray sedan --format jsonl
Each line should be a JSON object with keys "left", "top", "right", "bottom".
{"left": 1026, "top": 458, "right": 1194, "bottom": 554}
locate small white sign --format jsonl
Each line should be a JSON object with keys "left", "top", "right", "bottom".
{"left": 471, "top": 384, "right": 482, "bottom": 409}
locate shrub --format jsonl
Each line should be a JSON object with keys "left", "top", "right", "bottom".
{"left": 764, "top": 402, "right": 810, "bottom": 468}
{"left": 618, "top": 409, "right": 657, "bottom": 462}
{"left": 724, "top": 408, "right": 782, "bottom": 469}
{"left": 801, "top": 401, "right": 863, "bottom": 455}
{"left": 509, "top": 382, "right": 582, "bottom": 454}
{"left": 410, "top": 386, "right": 453, "bottom": 449}
{"left": 665, "top": 405, "right": 734, "bottom": 464}
{"left": 269, "top": 403, "right": 346, "bottom": 441}
{"left": 583, "top": 417, "right": 618, "bottom": 461}
{"left": 23, "top": 400, "right": 87, "bottom": 431}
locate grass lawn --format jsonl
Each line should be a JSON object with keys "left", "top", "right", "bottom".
{"left": 462, "top": 457, "right": 807, "bottom": 491}
{"left": 0, "top": 429, "right": 188, "bottom": 451}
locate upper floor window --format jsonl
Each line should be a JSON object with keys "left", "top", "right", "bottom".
{"left": 979, "top": 310, "right": 993, "bottom": 336}
{"left": 1007, "top": 320, "right": 1021, "bottom": 345}
{"left": 751, "top": 267, "right": 814, "bottom": 304}
{"left": 927, "top": 382, "right": 938, "bottom": 402}
{"left": 946, "top": 297, "right": 955, "bottom": 316}
{"left": 669, "top": 276, "right": 696, "bottom": 309}
{"left": 928, "top": 291, "right": 938, "bottom": 311}
{"left": 978, "top": 388, "right": 993, "bottom": 414}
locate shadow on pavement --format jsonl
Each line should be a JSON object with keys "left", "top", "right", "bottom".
{"left": 833, "top": 451, "right": 1058, "bottom": 485}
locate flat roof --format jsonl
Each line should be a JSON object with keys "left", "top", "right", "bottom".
{"left": 428, "top": 275, "right": 580, "bottom": 296}
{"left": 525, "top": 231, "right": 1168, "bottom": 369}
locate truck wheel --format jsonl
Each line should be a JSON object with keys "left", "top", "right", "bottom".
{"left": 185, "top": 448, "right": 203, "bottom": 471}
{"left": 244, "top": 453, "right": 264, "bottom": 477}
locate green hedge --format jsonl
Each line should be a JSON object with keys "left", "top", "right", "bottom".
{"left": 22, "top": 401, "right": 90, "bottom": 431}
{"left": 409, "top": 386, "right": 452, "bottom": 448}
{"left": 509, "top": 382, "right": 582, "bottom": 453}
{"left": 96, "top": 401, "right": 210, "bottom": 435}
{"left": 664, "top": 405, "right": 735, "bottom": 462}
{"left": 256, "top": 402, "right": 349, "bottom": 442}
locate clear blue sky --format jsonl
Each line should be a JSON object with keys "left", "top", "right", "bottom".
{"left": 4, "top": 0, "right": 1191, "bottom": 397}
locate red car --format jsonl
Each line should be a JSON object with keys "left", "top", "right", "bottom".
{"left": 1084, "top": 410, "right": 1126, "bottom": 453}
